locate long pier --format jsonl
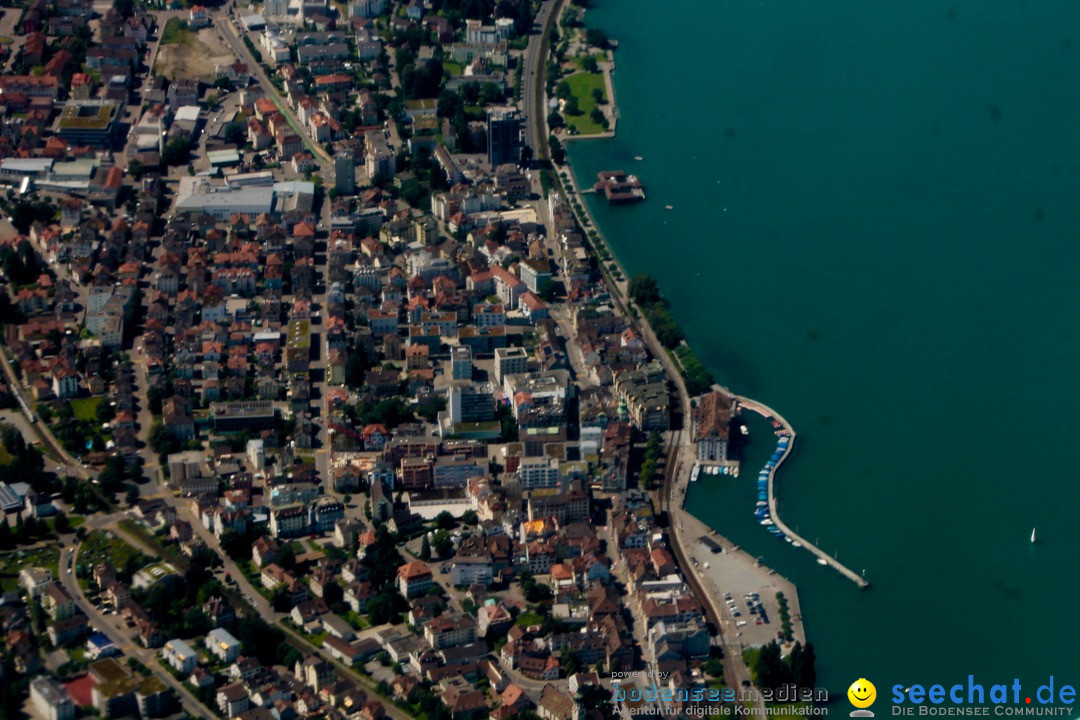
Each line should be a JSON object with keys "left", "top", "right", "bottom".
{"left": 736, "top": 395, "right": 870, "bottom": 589}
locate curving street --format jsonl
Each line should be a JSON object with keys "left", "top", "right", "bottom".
{"left": 58, "top": 544, "right": 217, "bottom": 717}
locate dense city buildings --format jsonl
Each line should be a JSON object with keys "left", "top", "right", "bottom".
{"left": 0, "top": 0, "right": 788, "bottom": 717}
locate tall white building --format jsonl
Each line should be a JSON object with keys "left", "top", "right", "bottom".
{"left": 31, "top": 677, "right": 75, "bottom": 720}
{"left": 494, "top": 346, "right": 528, "bottom": 384}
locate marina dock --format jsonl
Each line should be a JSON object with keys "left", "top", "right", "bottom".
{"left": 736, "top": 396, "right": 870, "bottom": 589}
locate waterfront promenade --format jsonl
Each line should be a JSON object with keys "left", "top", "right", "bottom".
{"left": 537, "top": 0, "right": 803, "bottom": 689}
{"left": 736, "top": 397, "right": 870, "bottom": 589}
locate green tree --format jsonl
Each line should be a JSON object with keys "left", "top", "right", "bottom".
{"left": 278, "top": 542, "right": 296, "bottom": 570}
{"left": 432, "top": 530, "right": 453, "bottom": 559}
{"left": 162, "top": 136, "right": 191, "bottom": 167}
{"left": 586, "top": 28, "right": 609, "bottom": 48}
{"left": 344, "top": 346, "right": 369, "bottom": 388}
{"left": 628, "top": 275, "right": 661, "bottom": 305}
{"left": 561, "top": 646, "right": 580, "bottom": 675}
{"left": 223, "top": 122, "right": 246, "bottom": 146}
{"left": 419, "top": 534, "right": 431, "bottom": 561}
{"left": 367, "top": 591, "right": 400, "bottom": 625}
{"left": 149, "top": 422, "right": 179, "bottom": 457}
{"left": 753, "top": 641, "right": 791, "bottom": 689}
{"left": 583, "top": 56, "right": 599, "bottom": 73}
{"left": 271, "top": 587, "right": 292, "bottom": 612}
{"left": 564, "top": 96, "right": 580, "bottom": 115}
{"left": 539, "top": 278, "right": 559, "bottom": 302}
{"left": 549, "top": 136, "right": 566, "bottom": 165}
{"left": 434, "top": 511, "right": 456, "bottom": 530}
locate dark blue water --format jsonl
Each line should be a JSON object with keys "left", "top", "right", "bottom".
{"left": 567, "top": 0, "right": 1080, "bottom": 698}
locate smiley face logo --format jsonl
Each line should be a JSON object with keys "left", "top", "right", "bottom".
{"left": 848, "top": 678, "right": 877, "bottom": 711}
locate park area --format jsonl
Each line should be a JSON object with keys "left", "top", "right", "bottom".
{"left": 560, "top": 71, "right": 608, "bottom": 135}
{"left": 155, "top": 17, "right": 236, "bottom": 83}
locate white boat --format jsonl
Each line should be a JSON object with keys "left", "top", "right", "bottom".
{"left": 634, "top": 155, "right": 644, "bottom": 161}
{"left": 817, "top": 558, "right": 828, "bottom": 566}
{"left": 690, "top": 465, "right": 700, "bottom": 483}
{"left": 1031, "top": 527, "right": 1037, "bottom": 543}
{"left": 760, "top": 519, "right": 774, "bottom": 526}
{"left": 740, "top": 425, "right": 749, "bottom": 436}
{"left": 665, "top": 205, "right": 673, "bottom": 210}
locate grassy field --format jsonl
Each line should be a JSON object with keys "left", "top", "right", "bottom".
{"left": 69, "top": 397, "right": 102, "bottom": 422}
{"left": 563, "top": 71, "right": 607, "bottom": 135}
{"left": 0, "top": 545, "right": 60, "bottom": 591}
{"left": 442, "top": 61, "right": 464, "bottom": 77}
{"left": 572, "top": 53, "right": 605, "bottom": 71}
{"left": 160, "top": 17, "right": 194, "bottom": 46}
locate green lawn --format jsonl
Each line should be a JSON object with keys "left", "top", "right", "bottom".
{"left": 160, "top": 17, "right": 195, "bottom": 46}
{"left": 69, "top": 397, "right": 103, "bottom": 422}
{"left": 117, "top": 520, "right": 174, "bottom": 564}
{"left": 442, "top": 61, "right": 464, "bottom": 77}
{"left": 563, "top": 71, "right": 607, "bottom": 135}
{"left": 572, "top": 53, "right": 605, "bottom": 71}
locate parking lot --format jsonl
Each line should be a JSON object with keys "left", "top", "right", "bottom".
{"left": 679, "top": 511, "right": 803, "bottom": 649}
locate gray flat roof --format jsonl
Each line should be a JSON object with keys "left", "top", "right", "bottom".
{"left": 0, "top": 158, "right": 54, "bottom": 173}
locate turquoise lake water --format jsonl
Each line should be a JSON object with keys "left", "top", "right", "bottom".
{"left": 566, "top": 0, "right": 1080, "bottom": 699}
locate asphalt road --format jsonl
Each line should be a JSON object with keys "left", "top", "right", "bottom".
{"left": 521, "top": 0, "right": 558, "bottom": 156}
{"left": 213, "top": 13, "right": 333, "bottom": 165}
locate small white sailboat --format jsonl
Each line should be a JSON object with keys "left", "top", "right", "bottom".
{"left": 1030, "top": 527, "right": 1037, "bottom": 543}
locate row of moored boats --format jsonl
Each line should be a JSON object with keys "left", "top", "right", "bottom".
{"left": 690, "top": 464, "right": 737, "bottom": 483}
{"left": 755, "top": 432, "right": 799, "bottom": 545}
